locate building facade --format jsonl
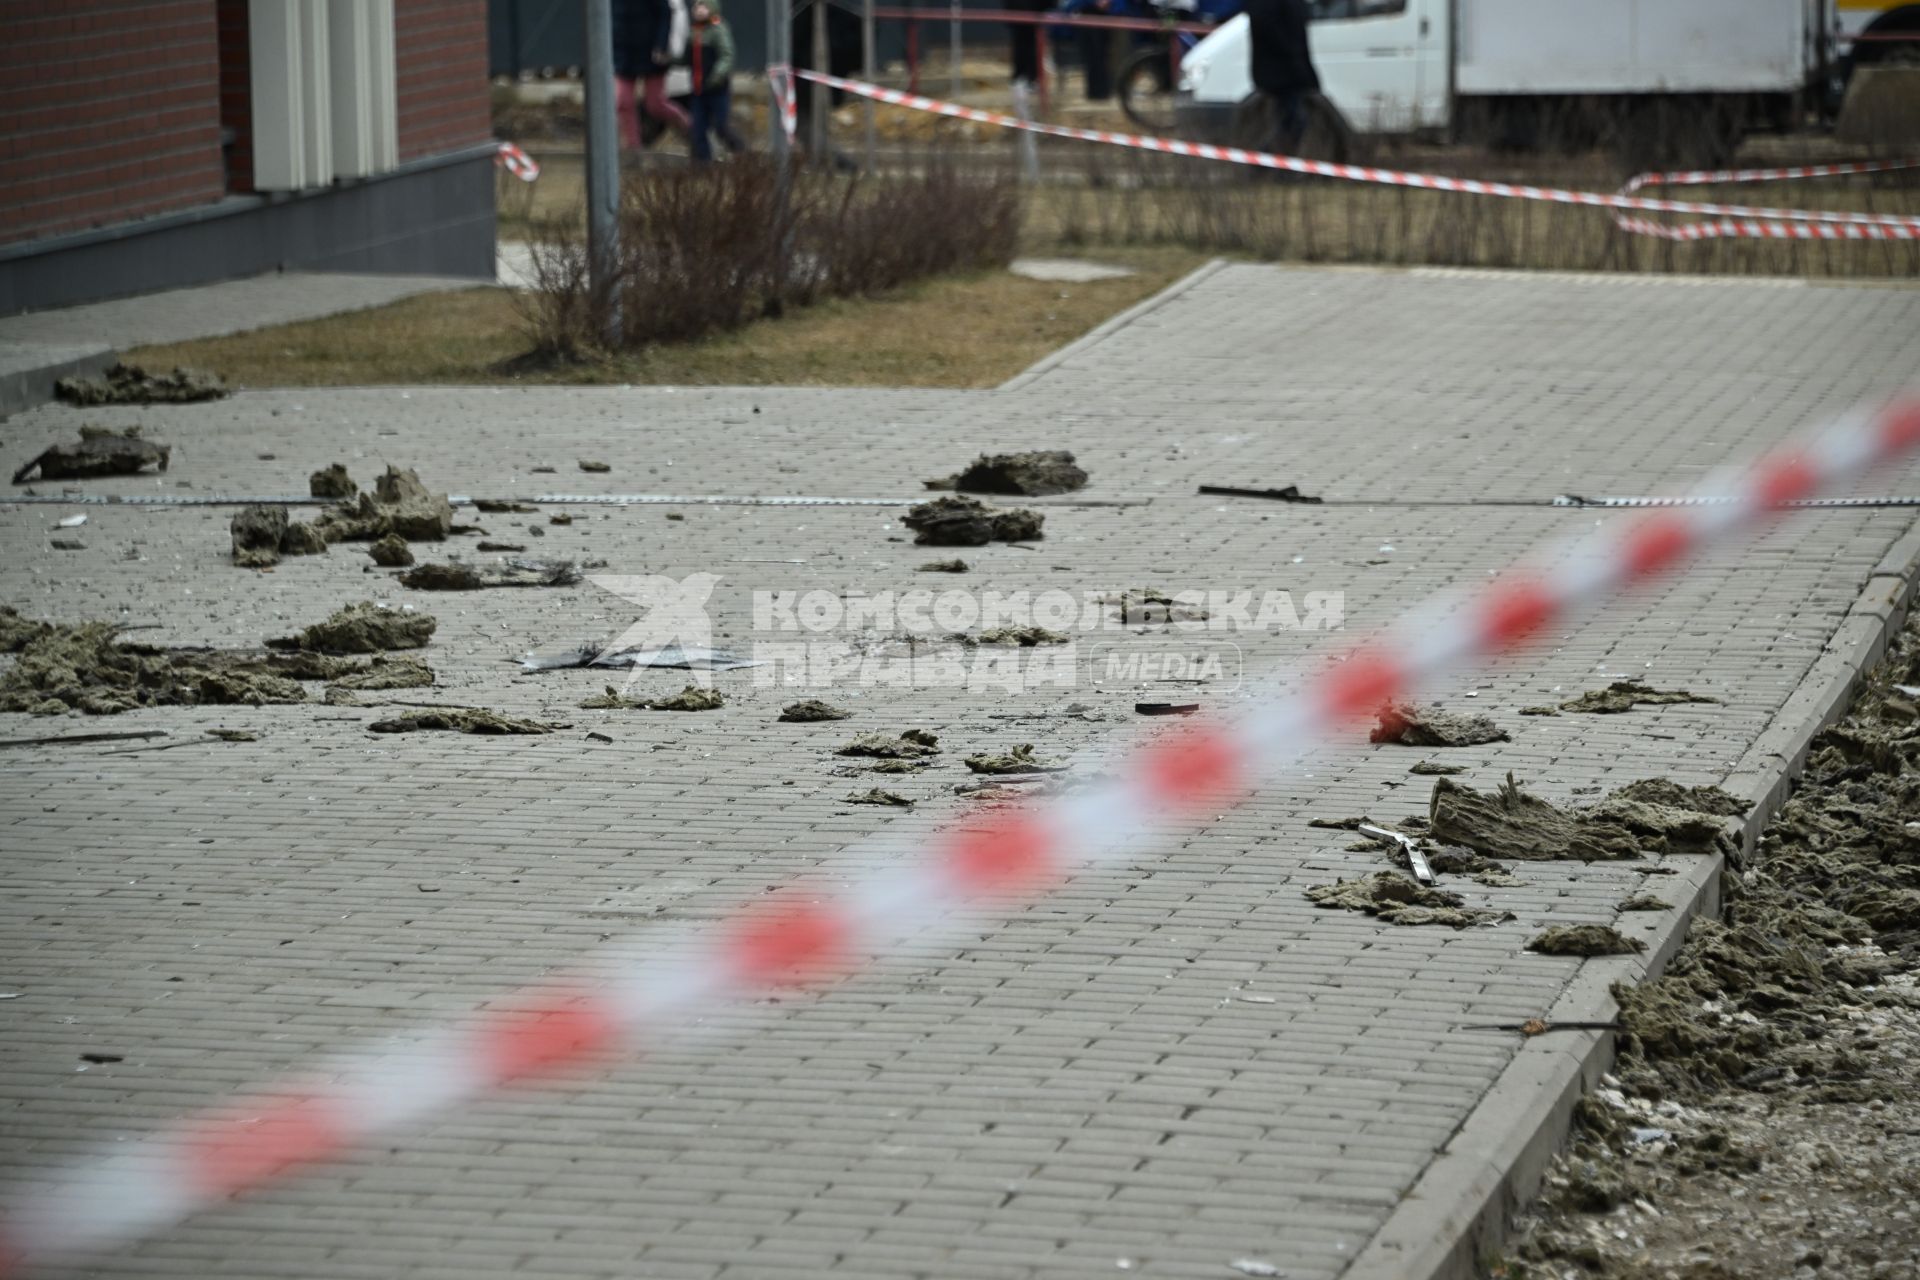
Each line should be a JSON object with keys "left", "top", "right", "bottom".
{"left": 0, "top": 0, "right": 496, "bottom": 315}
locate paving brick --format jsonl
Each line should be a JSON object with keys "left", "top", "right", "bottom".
{"left": 2, "top": 264, "right": 1917, "bottom": 1277}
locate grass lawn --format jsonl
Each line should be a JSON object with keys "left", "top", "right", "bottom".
{"left": 124, "top": 246, "right": 1208, "bottom": 391}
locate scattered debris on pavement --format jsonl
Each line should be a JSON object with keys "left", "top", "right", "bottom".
{"left": 975, "top": 625, "right": 1069, "bottom": 646}
{"left": 398, "top": 560, "right": 579, "bottom": 590}
{"left": 1136, "top": 702, "right": 1199, "bottom": 716}
{"left": 1371, "top": 701, "right": 1510, "bottom": 747}
{"left": 1619, "top": 895, "right": 1671, "bottom": 912}
{"left": 309, "top": 464, "right": 357, "bottom": 499}
{"left": 1526, "top": 924, "right": 1648, "bottom": 956}
{"left": 1102, "top": 587, "right": 1210, "bottom": 626}
{"left": 309, "top": 466, "right": 454, "bottom": 544}
{"left": 918, "top": 558, "right": 970, "bottom": 573}
{"left": 367, "top": 708, "right": 567, "bottom": 734}
{"left": 846, "top": 788, "right": 914, "bottom": 806}
{"left": 964, "top": 744, "right": 1066, "bottom": 774}
{"left": 579, "top": 686, "right": 648, "bottom": 709}
{"left": 1197, "top": 484, "right": 1322, "bottom": 504}
{"left": 925, "top": 449, "right": 1088, "bottom": 496}
{"left": 12, "top": 425, "right": 170, "bottom": 483}
{"left": 647, "top": 685, "right": 724, "bottom": 711}
{"left": 1559, "top": 680, "right": 1720, "bottom": 714}
{"left": 0, "top": 729, "right": 167, "bottom": 749}
{"left": 326, "top": 656, "right": 434, "bottom": 692}
{"left": 474, "top": 500, "right": 539, "bottom": 514}
{"left": 1519, "top": 704, "right": 1561, "bottom": 716}
{"left": 902, "top": 495, "right": 1045, "bottom": 546}
{"left": 1429, "top": 773, "right": 1740, "bottom": 862}
{"left": 837, "top": 730, "right": 940, "bottom": 759}
{"left": 1608, "top": 777, "right": 1748, "bottom": 817}
{"left": 230, "top": 505, "right": 328, "bottom": 568}
{"left": 268, "top": 601, "right": 435, "bottom": 653}
{"left": 367, "top": 534, "right": 414, "bottom": 567}
{"left": 517, "top": 641, "right": 760, "bottom": 673}
{"left": 1410, "top": 760, "right": 1466, "bottom": 775}
{"left": 476, "top": 541, "right": 526, "bottom": 553}
{"left": 55, "top": 362, "right": 227, "bottom": 406}
{"left": 578, "top": 460, "right": 610, "bottom": 473}
{"left": 780, "top": 699, "right": 851, "bottom": 722}
{"left": 0, "top": 623, "right": 303, "bottom": 714}
{"left": 1306, "top": 871, "right": 1514, "bottom": 928}
{"left": 578, "top": 684, "right": 723, "bottom": 710}
{"left": 1506, "top": 623, "right": 1920, "bottom": 1278}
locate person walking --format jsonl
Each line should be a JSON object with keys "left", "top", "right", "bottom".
{"left": 1240, "top": 0, "right": 1317, "bottom": 153}
{"left": 687, "top": 0, "right": 747, "bottom": 162}
{"left": 613, "top": 0, "right": 690, "bottom": 149}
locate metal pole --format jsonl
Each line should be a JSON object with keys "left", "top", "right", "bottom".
{"left": 767, "top": 0, "right": 790, "bottom": 163}
{"left": 1012, "top": 77, "right": 1038, "bottom": 183}
{"left": 861, "top": 0, "right": 877, "bottom": 171}
{"left": 768, "top": 0, "right": 793, "bottom": 300}
{"left": 810, "top": 0, "right": 829, "bottom": 156}
{"left": 583, "top": 0, "right": 622, "bottom": 347}
{"left": 948, "top": 0, "right": 960, "bottom": 97}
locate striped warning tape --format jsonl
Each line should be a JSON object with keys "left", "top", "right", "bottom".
{"left": 9, "top": 490, "right": 1919, "bottom": 511}
{"left": 494, "top": 141, "right": 540, "bottom": 183}
{"left": 792, "top": 70, "right": 1920, "bottom": 240}
{"left": 2, "top": 396, "right": 1918, "bottom": 1272}
{"left": 1614, "top": 156, "right": 1920, "bottom": 242}
{"left": 766, "top": 63, "right": 799, "bottom": 141}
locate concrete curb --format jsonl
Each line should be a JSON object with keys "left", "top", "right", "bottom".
{"left": 1340, "top": 515, "right": 1920, "bottom": 1280}
{"left": 0, "top": 342, "right": 114, "bottom": 420}
{"left": 995, "top": 258, "right": 1229, "bottom": 392}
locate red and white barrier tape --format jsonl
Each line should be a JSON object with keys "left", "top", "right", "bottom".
{"left": 1614, "top": 156, "right": 1920, "bottom": 242}
{"left": 794, "top": 70, "right": 1920, "bottom": 240}
{"left": 494, "top": 141, "right": 540, "bottom": 183}
{"left": 3, "top": 396, "right": 1919, "bottom": 1272}
{"left": 766, "top": 63, "right": 798, "bottom": 142}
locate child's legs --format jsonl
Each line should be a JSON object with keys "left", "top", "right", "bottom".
{"left": 642, "top": 73, "right": 690, "bottom": 131}
{"left": 711, "top": 86, "right": 745, "bottom": 151}
{"left": 614, "top": 77, "right": 642, "bottom": 149}
{"left": 688, "top": 94, "right": 715, "bottom": 162}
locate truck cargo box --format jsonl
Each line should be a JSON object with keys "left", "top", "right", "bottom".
{"left": 1456, "top": 0, "right": 1814, "bottom": 96}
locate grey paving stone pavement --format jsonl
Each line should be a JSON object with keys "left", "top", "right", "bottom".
{"left": 1, "top": 265, "right": 1918, "bottom": 1279}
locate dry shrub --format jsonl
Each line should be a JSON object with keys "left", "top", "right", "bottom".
{"left": 517, "top": 158, "right": 1018, "bottom": 358}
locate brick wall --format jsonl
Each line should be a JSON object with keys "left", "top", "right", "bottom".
{"left": 396, "top": 0, "right": 492, "bottom": 163}
{"left": 0, "top": 1, "right": 226, "bottom": 248}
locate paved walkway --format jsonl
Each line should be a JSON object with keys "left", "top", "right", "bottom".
{"left": 0, "top": 272, "right": 480, "bottom": 353}
{"left": 1, "top": 265, "right": 1917, "bottom": 1279}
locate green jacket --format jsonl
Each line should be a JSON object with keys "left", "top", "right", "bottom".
{"left": 690, "top": 10, "right": 734, "bottom": 92}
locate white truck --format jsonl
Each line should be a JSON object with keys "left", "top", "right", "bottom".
{"left": 1174, "top": 0, "right": 1835, "bottom": 164}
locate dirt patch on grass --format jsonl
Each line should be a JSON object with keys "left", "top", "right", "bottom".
{"left": 118, "top": 250, "right": 1207, "bottom": 390}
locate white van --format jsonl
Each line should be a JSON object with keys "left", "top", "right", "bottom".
{"left": 1175, "top": 0, "right": 1830, "bottom": 161}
